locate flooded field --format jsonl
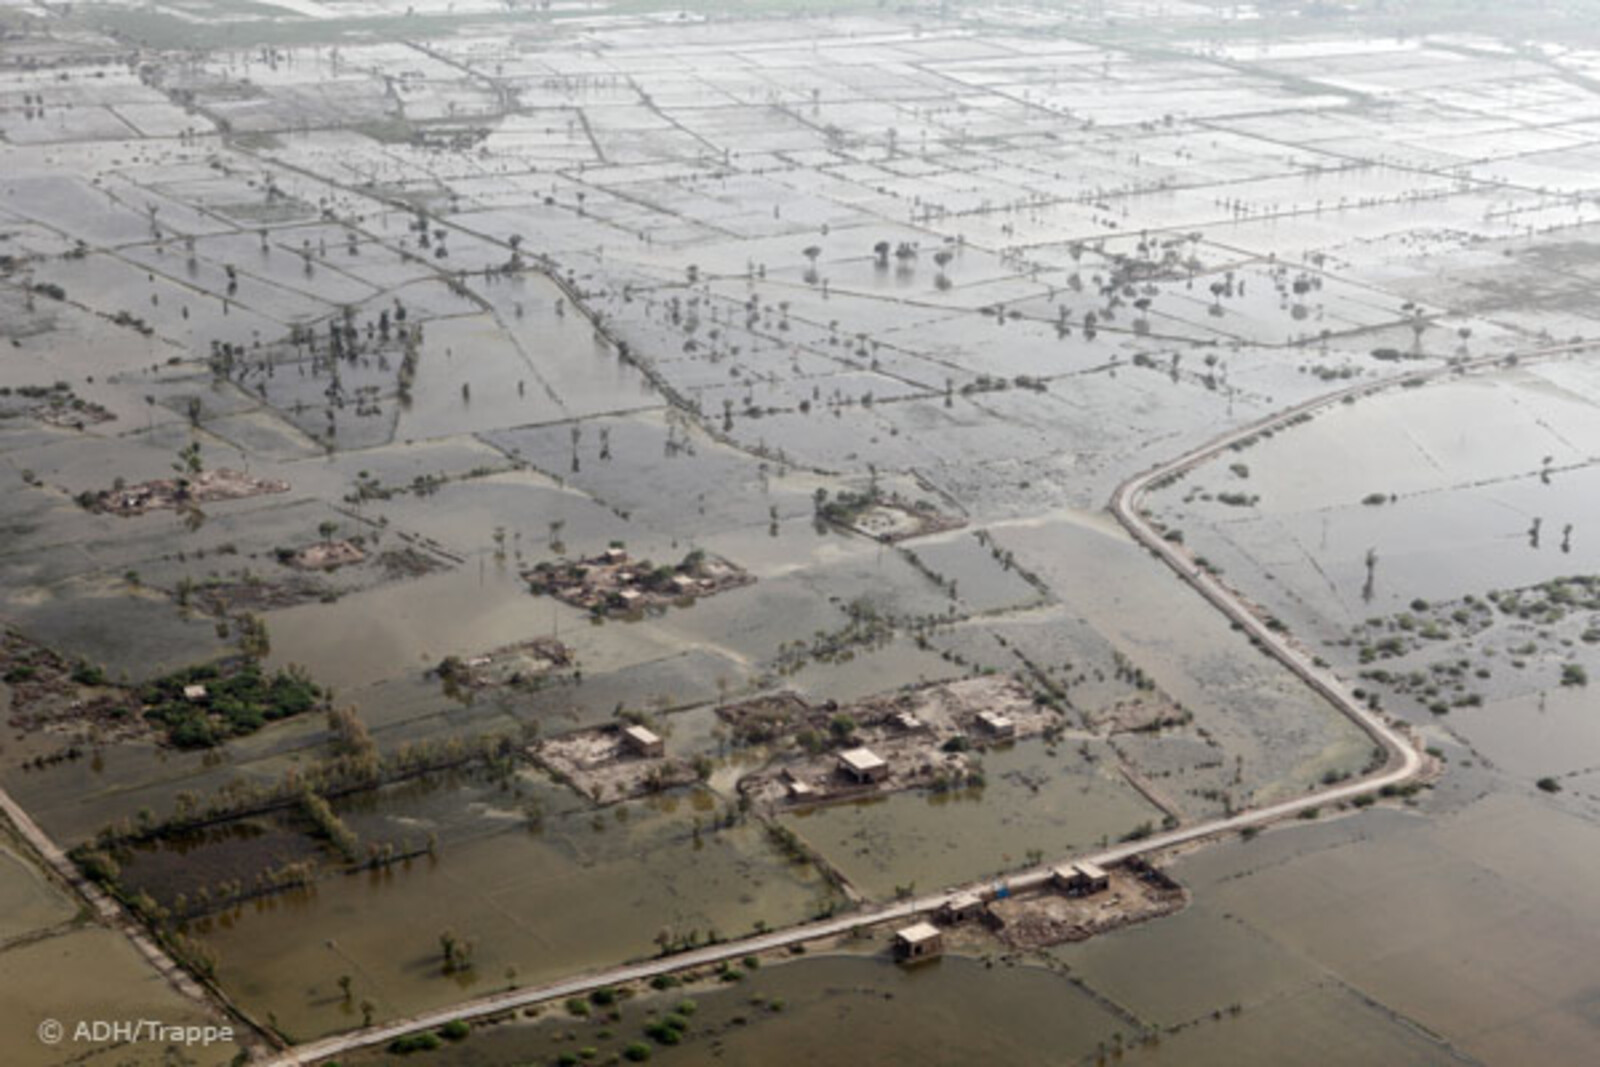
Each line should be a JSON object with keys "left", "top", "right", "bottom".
{"left": 339, "top": 952, "right": 1133, "bottom": 1067}
{"left": 783, "top": 741, "right": 1161, "bottom": 899}
{"left": 190, "top": 786, "right": 838, "bottom": 1040}
{"left": 0, "top": 817, "right": 241, "bottom": 1066}
{"left": 6, "top": 0, "right": 1600, "bottom": 1062}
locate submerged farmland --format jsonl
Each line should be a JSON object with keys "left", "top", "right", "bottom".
{"left": 3, "top": 0, "right": 1600, "bottom": 1064}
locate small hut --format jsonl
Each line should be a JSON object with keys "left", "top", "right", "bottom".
{"left": 893, "top": 922, "right": 944, "bottom": 961}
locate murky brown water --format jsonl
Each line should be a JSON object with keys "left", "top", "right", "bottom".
{"left": 189, "top": 786, "right": 838, "bottom": 1040}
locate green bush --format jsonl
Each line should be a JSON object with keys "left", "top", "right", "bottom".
{"left": 71, "top": 661, "right": 106, "bottom": 686}
{"left": 388, "top": 1032, "right": 441, "bottom": 1054}
{"left": 140, "top": 662, "right": 324, "bottom": 748}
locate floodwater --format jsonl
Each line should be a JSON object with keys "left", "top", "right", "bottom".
{"left": 341, "top": 952, "right": 1132, "bottom": 1067}
{"left": 0, "top": 845, "right": 74, "bottom": 939}
{"left": 0, "top": 927, "right": 239, "bottom": 1067}
{"left": 190, "top": 784, "right": 839, "bottom": 1040}
{"left": 1149, "top": 364, "right": 1600, "bottom": 625}
{"left": 783, "top": 741, "right": 1161, "bottom": 899}
{"left": 1130, "top": 356, "right": 1600, "bottom": 1066}
{"left": 0, "top": 826, "right": 240, "bottom": 1066}
{"left": 8, "top": 6, "right": 1600, "bottom": 1066}
{"left": 992, "top": 511, "right": 1375, "bottom": 805}
{"left": 348, "top": 790, "right": 1599, "bottom": 1067}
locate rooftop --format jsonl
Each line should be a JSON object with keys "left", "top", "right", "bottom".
{"left": 838, "top": 747, "right": 887, "bottom": 774}
{"left": 623, "top": 724, "right": 662, "bottom": 746}
{"left": 895, "top": 922, "right": 942, "bottom": 945}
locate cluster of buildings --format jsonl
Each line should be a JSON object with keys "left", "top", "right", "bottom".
{"left": 892, "top": 861, "right": 1112, "bottom": 962}
{"left": 524, "top": 548, "right": 749, "bottom": 616}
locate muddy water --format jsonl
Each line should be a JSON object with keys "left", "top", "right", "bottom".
{"left": 1107, "top": 793, "right": 1600, "bottom": 1066}
{"left": 1150, "top": 366, "right": 1600, "bottom": 626}
{"left": 0, "top": 845, "right": 75, "bottom": 939}
{"left": 784, "top": 741, "right": 1161, "bottom": 900}
{"left": 1117, "top": 360, "right": 1600, "bottom": 1066}
{"left": 263, "top": 565, "right": 590, "bottom": 693}
{"left": 0, "top": 927, "right": 239, "bottom": 1067}
{"left": 991, "top": 511, "right": 1374, "bottom": 804}
{"left": 338, "top": 924, "right": 1463, "bottom": 1067}
{"left": 190, "top": 787, "right": 839, "bottom": 1039}
{"left": 0, "top": 826, "right": 239, "bottom": 1066}
{"left": 379, "top": 790, "right": 1565, "bottom": 1067}
{"left": 1450, "top": 685, "right": 1600, "bottom": 780}
{"left": 342, "top": 952, "right": 1130, "bottom": 1067}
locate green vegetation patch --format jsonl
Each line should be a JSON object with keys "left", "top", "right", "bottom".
{"left": 139, "top": 660, "right": 324, "bottom": 748}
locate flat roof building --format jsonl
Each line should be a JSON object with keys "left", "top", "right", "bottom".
{"left": 182, "top": 684, "right": 208, "bottom": 703}
{"left": 976, "top": 711, "right": 1016, "bottom": 737}
{"left": 1053, "top": 861, "right": 1110, "bottom": 896}
{"left": 940, "top": 892, "right": 984, "bottom": 924}
{"left": 838, "top": 746, "right": 889, "bottom": 784}
{"left": 621, "top": 724, "right": 665, "bottom": 758}
{"left": 893, "top": 921, "right": 944, "bottom": 961}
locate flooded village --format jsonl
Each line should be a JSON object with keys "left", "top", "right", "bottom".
{"left": 3, "top": 0, "right": 1600, "bottom": 1064}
